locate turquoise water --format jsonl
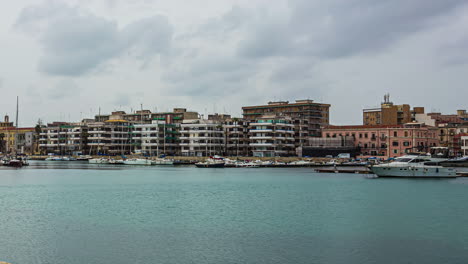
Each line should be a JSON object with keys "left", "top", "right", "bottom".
{"left": 1, "top": 161, "right": 468, "bottom": 264}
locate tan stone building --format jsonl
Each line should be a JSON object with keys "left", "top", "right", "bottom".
{"left": 363, "top": 94, "right": 424, "bottom": 125}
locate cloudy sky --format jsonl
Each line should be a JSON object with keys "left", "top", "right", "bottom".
{"left": 1, "top": 0, "right": 468, "bottom": 127}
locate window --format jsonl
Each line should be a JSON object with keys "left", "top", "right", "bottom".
{"left": 393, "top": 131, "right": 398, "bottom": 137}
{"left": 365, "top": 133, "right": 368, "bottom": 138}
{"left": 404, "top": 131, "right": 408, "bottom": 137}
{"left": 392, "top": 141, "right": 399, "bottom": 146}
{"left": 393, "top": 149, "right": 398, "bottom": 154}
{"left": 403, "top": 141, "right": 410, "bottom": 146}
{"left": 359, "top": 133, "right": 362, "bottom": 138}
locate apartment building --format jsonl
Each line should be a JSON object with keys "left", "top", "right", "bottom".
{"left": 223, "top": 118, "right": 250, "bottom": 157}
{"left": 322, "top": 123, "right": 439, "bottom": 158}
{"left": 242, "top": 99, "right": 330, "bottom": 145}
{"left": 248, "top": 115, "right": 295, "bottom": 157}
{"left": 87, "top": 120, "right": 132, "bottom": 155}
{"left": 461, "top": 135, "right": 468, "bottom": 156}
{"left": 133, "top": 120, "right": 180, "bottom": 156}
{"left": 95, "top": 109, "right": 199, "bottom": 124}
{"left": 179, "top": 119, "right": 225, "bottom": 156}
{"left": 38, "top": 122, "right": 87, "bottom": 155}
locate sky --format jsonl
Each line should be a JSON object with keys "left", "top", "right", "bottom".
{"left": 1, "top": 0, "right": 468, "bottom": 127}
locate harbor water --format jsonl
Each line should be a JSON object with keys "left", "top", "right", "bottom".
{"left": 1, "top": 161, "right": 468, "bottom": 264}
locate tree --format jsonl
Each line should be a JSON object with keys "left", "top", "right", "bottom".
{"left": 0, "top": 133, "right": 5, "bottom": 154}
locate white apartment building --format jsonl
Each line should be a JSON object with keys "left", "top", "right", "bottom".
{"left": 133, "top": 120, "right": 180, "bottom": 156}
{"left": 462, "top": 135, "right": 468, "bottom": 156}
{"left": 39, "top": 123, "right": 87, "bottom": 155}
{"left": 180, "top": 119, "right": 225, "bottom": 156}
{"left": 87, "top": 120, "right": 132, "bottom": 155}
{"left": 249, "top": 116, "right": 296, "bottom": 157}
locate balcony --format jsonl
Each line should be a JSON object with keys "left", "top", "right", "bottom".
{"left": 250, "top": 136, "right": 273, "bottom": 140}
{"left": 250, "top": 143, "right": 274, "bottom": 146}
{"left": 249, "top": 129, "right": 273, "bottom": 133}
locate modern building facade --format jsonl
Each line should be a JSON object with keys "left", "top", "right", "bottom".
{"left": 179, "top": 119, "right": 225, "bottom": 156}
{"left": 38, "top": 122, "right": 88, "bottom": 155}
{"left": 87, "top": 120, "right": 133, "bottom": 155}
{"left": 242, "top": 99, "right": 330, "bottom": 146}
{"left": 224, "top": 118, "right": 250, "bottom": 157}
{"left": 133, "top": 120, "right": 180, "bottom": 156}
{"left": 248, "top": 115, "right": 295, "bottom": 157}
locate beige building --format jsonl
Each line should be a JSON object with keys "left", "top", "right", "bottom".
{"left": 363, "top": 94, "right": 424, "bottom": 126}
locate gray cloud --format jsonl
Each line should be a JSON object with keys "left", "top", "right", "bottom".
{"left": 48, "top": 79, "right": 80, "bottom": 99}
{"left": 238, "top": 0, "right": 468, "bottom": 59}
{"left": 15, "top": 1, "right": 173, "bottom": 76}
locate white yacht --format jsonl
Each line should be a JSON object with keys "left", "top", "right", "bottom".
{"left": 370, "top": 155, "right": 457, "bottom": 178}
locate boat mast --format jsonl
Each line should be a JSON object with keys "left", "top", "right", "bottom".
{"left": 15, "top": 96, "right": 19, "bottom": 155}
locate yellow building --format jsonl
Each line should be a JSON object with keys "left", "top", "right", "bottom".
{"left": 0, "top": 127, "right": 36, "bottom": 154}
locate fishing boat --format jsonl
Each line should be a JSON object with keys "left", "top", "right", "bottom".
{"left": 370, "top": 154, "right": 457, "bottom": 178}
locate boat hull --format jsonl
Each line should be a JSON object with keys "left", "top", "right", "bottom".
{"left": 88, "top": 159, "right": 110, "bottom": 164}
{"left": 195, "top": 163, "right": 225, "bottom": 168}
{"left": 123, "top": 159, "right": 152, "bottom": 165}
{"left": 371, "top": 166, "right": 457, "bottom": 178}
{"left": 151, "top": 160, "right": 173, "bottom": 165}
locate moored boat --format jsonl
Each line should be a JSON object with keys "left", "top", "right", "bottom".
{"left": 151, "top": 158, "right": 174, "bottom": 165}
{"left": 88, "top": 158, "right": 110, "bottom": 164}
{"left": 440, "top": 157, "right": 468, "bottom": 167}
{"left": 195, "top": 157, "right": 225, "bottom": 168}
{"left": 109, "top": 159, "right": 125, "bottom": 165}
{"left": 76, "top": 155, "right": 93, "bottom": 161}
{"left": 123, "top": 158, "right": 152, "bottom": 165}
{"left": 370, "top": 155, "right": 457, "bottom": 178}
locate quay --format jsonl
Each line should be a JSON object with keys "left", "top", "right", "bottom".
{"left": 315, "top": 168, "right": 372, "bottom": 174}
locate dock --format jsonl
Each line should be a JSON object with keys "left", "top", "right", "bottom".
{"left": 315, "top": 168, "right": 372, "bottom": 174}
{"left": 457, "top": 172, "right": 468, "bottom": 177}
